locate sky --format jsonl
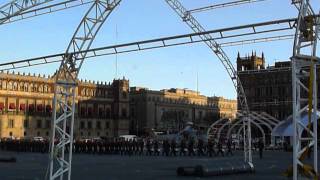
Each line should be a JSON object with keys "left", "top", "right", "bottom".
{"left": 0, "top": 0, "right": 319, "bottom": 99}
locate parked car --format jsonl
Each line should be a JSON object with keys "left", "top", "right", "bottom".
{"left": 33, "top": 137, "right": 45, "bottom": 141}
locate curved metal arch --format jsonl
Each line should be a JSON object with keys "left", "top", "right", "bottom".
{"left": 206, "top": 117, "right": 231, "bottom": 137}
{"left": 250, "top": 112, "right": 277, "bottom": 126}
{"left": 236, "top": 120, "right": 266, "bottom": 145}
{"left": 227, "top": 115, "right": 273, "bottom": 145}
{"left": 165, "top": 0, "right": 252, "bottom": 164}
{"left": 49, "top": 1, "right": 121, "bottom": 180}
{"left": 0, "top": 0, "right": 53, "bottom": 24}
{"left": 218, "top": 116, "right": 266, "bottom": 143}
{"left": 227, "top": 114, "right": 273, "bottom": 138}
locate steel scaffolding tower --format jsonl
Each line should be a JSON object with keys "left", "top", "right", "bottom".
{"left": 165, "top": 0, "right": 252, "bottom": 165}
{"left": 49, "top": 0, "right": 121, "bottom": 179}
{"left": 291, "top": 0, "right": 319, "bottom": 179}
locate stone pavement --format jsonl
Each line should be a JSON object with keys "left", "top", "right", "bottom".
{"left": 0, "top": 150, "right": 319, "bottom": 180}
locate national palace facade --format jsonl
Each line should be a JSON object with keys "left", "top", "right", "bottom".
{"left": 0, "top": 72, "right": 237, "bottom": 139}
{"left": 0, "top": 72, "right": 130, "bottom": 139}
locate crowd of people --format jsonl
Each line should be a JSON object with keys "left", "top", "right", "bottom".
{"left": 0, "top": 137, "right": 239, "bottom": 157}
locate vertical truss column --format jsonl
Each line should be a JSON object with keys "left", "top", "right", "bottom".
{"left": 0, "top": 0, "right": 53, "bottom": 24}
{"left": 165, "top": 0, "right": 252, "bottom": 165}
{"left": 49, "top": 0, "right": 121, "bottom": 180}
{"left": 291, "top": 0, "right": 319, "bottom": 179}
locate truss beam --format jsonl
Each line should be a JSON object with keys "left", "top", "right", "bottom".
{"left": 0, "top": 0, "right": 94, "bottom": 25}
{"left": 0, "top": 0, "right": 53, "bottom": 24}
{"left": 187, "top": 0, "right": 267, "bottom": 14}
{"left": 0, "top": 16, "right": 300, "bottom": 71}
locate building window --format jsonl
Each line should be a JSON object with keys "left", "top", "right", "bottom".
{"left": 37, "top": 104, "right": 43, "bottom": 112}
{"left": 8, "top": 119, "right": 14, "bottom": 128}
{"left": 106, "top": 108, "right": 111, "bottom": 119}
{"left": 46, "top": 131, "right": 49, "bottom": 136}
{"left": 46, "top": 105, "right": 52, "bottom": 113}
{"left": 80, "top": 121, "right": 85, "bottom": 129}
{"left": 28, "top": 104, "right": 35, "bottom": 112}
{"left": 122, "top": 108, "right": 127, "bottom": 118}
{"left": 24, "top": 119, "right": 29, "bottom": 128}
{"left": 80, "top": 132, "right": 83, "bottom": 136}
{"left": 88, "top": 107, "right": 93, "bottom": 117}
{"left": 88, "top": 132, "right": 91, "bottom": 136}
{"left": 99, "top": 108, "right": 104, "bottom": 118}
{"left": 9, "top": 103, "right": 16, "bottom": 110}
{"left": 97, "top": 132, "right": 100, "bottom": 136}
{"left": 0, "top": 102, "right": 4, "bottom": 111}
{"left": 20, "top": 104, "right": 26, "bottom": 111}
{"left": 37, "top": 131, "right": 40, "bottom": 136}
{"left": 80, "top": 107, "right": 86, "bottom": 116}
{"left": 9, "top": 132, "right": 13, "bottom": 137}
{"left": 198, "top": 111, "right": 203, "bottom": 120}
{"left": 105, "top": 122, "right": 110, "bottom": 129}
{"left": 122, "top": 92, "right": 127, "bottom": 99}
{"left": 88, "top": 122, "right": 92, "bottom": 129}
{"left": 45, "top": 120, "right": 51, "bottom": 129}
{"left": 24, "top": 131, "right": 27, "bottom": 136}
{"left": 37, "top": 119, "right": 42, "bottom": 129}
{"left": 96, "top": 121, "right": 101, "bottom": 129}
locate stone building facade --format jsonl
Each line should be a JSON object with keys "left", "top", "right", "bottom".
{"left": 237, "top": 52, "right": 320, "bottom": 120}
{"left": 129, "top": 87, "right": 237, "bottom": 135}
{"left": 0, "top": 72, "right": 130, "bottom": 139}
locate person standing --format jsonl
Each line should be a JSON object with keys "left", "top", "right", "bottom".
{"left": 180, "top": 139, "right": 187, "bottom": 156}
{"left": 170, "top": 139, "right": 177, "bottom": 156}
{"left": 258, "top": 138, "right": 264, "bottom": 159}
{"left": 217, "top": 140, "right": 224, "bottom": 157}
{"left": 153, "top": 139, "right": 160, "bottom": 156}
{"left": 146, "top": 139, "right": 152, "bottom": 156}
{"left": 188, "top": 139, "right": 195, "bottom": 156}
{"left": 207, "top": 139, "right": 214, "bottom": 157}
{"left": 197, "top": 138, "right": 205, "bottom": 156}
{"left": 226, "top": 139, "right": 233, "bottom": 156}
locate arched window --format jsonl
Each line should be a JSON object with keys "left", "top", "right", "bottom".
{"left": 44, "top": 85, "right": 48, "bottom": 93}
{"left": 33, "top": 84, "right": 38, "bottom": 92}
{"left": 13, "top": 82, "right": 18, "bottom": 91}
{"left": 8, "top": 81, "right": 13, "bottom": 90}
{"left": 29, "top": 83, "right": 33, "bottom": 92}
{"left": 24, "top": 83, "right": 28, "bottom": 92}
{"left": 19, "top": 82, "right": 24, "bottom": 91}
{"left": 2, "top": 80, "right": 6, "bottom": 89}
{"left": 38, "top": 85, "right": 43, "bottom": 92}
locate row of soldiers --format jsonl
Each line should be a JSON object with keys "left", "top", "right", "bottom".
{"left": 0, "top": 138, "right": 235, "bottom": 157}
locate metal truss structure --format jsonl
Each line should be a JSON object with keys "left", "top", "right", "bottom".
{"left": 0, "top": 0, "right": 319, "bottom": 179}
{"left": 207, "top": 111, "right": 279, "bottom": 147}
{"left": 49, "top": 0, "right": 121, "bottom": 179}
{"left": 0, "top": 0, "right": 94, "bottom": 25}
{"left": 187, "top": 0, "right": 267, "bottom": 14}
{"left": 0, "top": 16, "right": 298, "bottom": 71}
{"left": 0, "top": 0, "right": 53, "bottom": 24}
{"left": 165, "top": 0, "right": 253, "bottom": 165}
{"left": 291, "top": 0, "right": 319, "bottom": 179}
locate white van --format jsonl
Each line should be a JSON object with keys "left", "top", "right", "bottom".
{"left": 119, "top": 135, "right": 137, "bottom": 141}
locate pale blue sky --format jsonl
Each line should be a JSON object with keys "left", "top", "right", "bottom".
{"left": 0, "top": 0, "right": 318, "bottom": 99}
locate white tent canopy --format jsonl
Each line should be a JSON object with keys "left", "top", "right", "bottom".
{"left": 272, "top": 111, "right": 320, "bottom": 137}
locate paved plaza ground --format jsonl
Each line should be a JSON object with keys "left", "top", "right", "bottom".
{"left": 0, "top": 150, "right": 319, "bottom": 180}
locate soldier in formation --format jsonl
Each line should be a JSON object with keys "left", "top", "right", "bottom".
{"left": 0, "top": 137, "right": 234, "bottom": 157}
